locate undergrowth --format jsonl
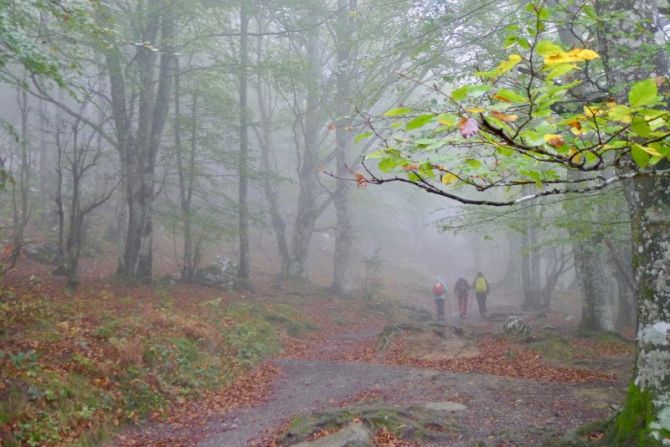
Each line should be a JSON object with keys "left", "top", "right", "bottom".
{"left": 0, "top": 283, "right": 317, "bottom": 446}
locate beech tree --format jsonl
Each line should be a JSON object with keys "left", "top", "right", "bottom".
{"left": 357, "top": 2, "right": 670, "bottom": 444}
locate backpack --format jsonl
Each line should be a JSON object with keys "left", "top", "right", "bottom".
{"left": 455, "top": 278, "right": 468, "bottom": 293}
{"left": 432, "top": 281, "right": 445, "bottom": 297}
{"left": 475, "top": 277, "right": 487, "bottom": 293}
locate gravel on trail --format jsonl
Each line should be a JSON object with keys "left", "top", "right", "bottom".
{"left": 198, "top": 359, "right": 434, "bottom": 447}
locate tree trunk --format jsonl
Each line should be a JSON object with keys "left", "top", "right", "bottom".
{"left": 105, "top": 0, "right": 174, "bottom": 281}
{"left": 605, "top": 238, "right": 636, "bottom": 331}
{"left": 174, "top": 57, "right": 198, "bottom": 280}
{"left": 613, "top": 266, "right": 635, "bottom": 331}
{"left": 289, "top": 36, "right": 323, "bottom": 278}
{"left": 254, "top": 32, "right": 291, "bottom": 278}
{"left": 520, "top": 217, "right": 533, "bottom": 307}
{"left": 572, "top": 239, "right": 612, "bottom": 332}
{"left": 616, "top": 170, "right": 670, "bottom": 444}
{"left": 237, "top": 3, "right": 251, "bottom": 287}
{"left": 502, "top": 233, "right": 521, "bottom": 287}
{"left": 521, "top": 191, "right": 542, "bottom": 310}
{"left": 11, "top": 85, "right": 31, "bottom": 252}
{"left": 330, "top": 0, "right": 357, "bottom": 297}
{"left": 596, "top": 0, "right": 670, "bottom": 442}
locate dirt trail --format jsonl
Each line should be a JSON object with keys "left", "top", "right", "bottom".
{"left": 195, "top": 325, "right": 625, "bottom": 447}
{"left": 199, "top": 359, "right": 434, "bottom": 446}
{"left": 123, "top": 311, "right": 628, "bottom": 447}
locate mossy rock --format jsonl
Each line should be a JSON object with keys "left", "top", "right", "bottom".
{"left": 279, "top": 403, "right": 462, "bottom": 446}
{"left": 291, "top": 423, "right": 373, "bottom": 447}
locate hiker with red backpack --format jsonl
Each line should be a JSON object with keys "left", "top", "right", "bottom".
{"left": 432, "top": 276, "right": 448, "bottom": 321}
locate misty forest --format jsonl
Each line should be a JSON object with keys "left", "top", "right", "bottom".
{"left": 2, "top": 0, "right": 670, "bottom": 446}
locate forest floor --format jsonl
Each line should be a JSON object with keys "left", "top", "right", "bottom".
{"left": 0, "top": 258, "right": 633, "bottom": 447}
{"left": 116, "top": 298, "right": 631, "bottom": 446}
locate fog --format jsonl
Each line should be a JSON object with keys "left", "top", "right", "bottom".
{"left": 0, "top": 0, "right": 658, "bottom": 445}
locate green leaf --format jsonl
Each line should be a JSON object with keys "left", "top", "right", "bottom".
{"left": 519, "top": 130, "right": 545, "bottom": 146}
{"left": 418, "top": 162, "right": 435, "bottom": 178}
{"left": 517, "top": 38, "right": 531, "bottom": 50}
{"left": 536, "top": 40, "right": 563, "bottom": 56}
{"left": 384, "top": 107, "right": 413, "bottom": 117}
{"left": 493, "top": 88, "right": 528, "bottom": 103}
{"left": 379, "top": 157, "right": 403, "bottom": 172}
{"left": 545, "top": 63, "right": 577, "bottom": 79}
{"left": 503, "top": 35, "right": 518, "bottom": 49}
{"left": 631, "top": 144, "right": 650, "bottom": 168}
{"left": 451, "top": 85, "right": 489, "bottom": 101}
{"left": 629, "top": 79, "right": 658, "bottom": 107}
{"left": 631, "top": 116, "right": 652, "bottom": 138}
{"left": 538, "top": 6, "right": 551, "bottom": 20}
{"left": 650, "top": 142, "right": 670, "bottom": 157}
{"left": 496, "top": 146, "right": 514, "bottom": 157}
{"left": 466, "top": 85, "right": 490, "bottom": 97}
{"left": 451, "top": 86, "right": 469, "bottom": 101}
{"left": 536, "top": 121, "right": 557, "bottom": 135}
{"left": 354, "top": 131, "right": 373, "bottom": 143}
{"left": 365, "top": 150, "right": 385, "bottom": 159}
{"left": 405, "top": 114, "right": 434, "bottom": 130}
{"left": 608, "top": 105, "right": 631, "bottom": 123}
{"left": 415, "top": 138, "right": 437, "bottom": 147}
{"left": 521, "top": 169, "right": 544, "bottom": 188}
{"left": 436, "top": 113, "right": 459, "bottom": 127}
{"left": 465, "top": 159, "right": 483, "bottom": 169}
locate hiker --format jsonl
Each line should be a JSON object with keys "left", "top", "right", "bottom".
{"left": 432, "top": 276, "right": 448, "bottom": 321}
{"left": 472, "top": 272, "right": 490, "bottom": 318}
{"left": 454, "top": 277, "right": 470, "bottom": 319}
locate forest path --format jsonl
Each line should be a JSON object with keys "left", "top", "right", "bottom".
{"left": 120, "top": 306, "right": 628, "bottom": 447}
{"left": 196, "top": 320, "right": 625, "bottom": 447}
{"left": 200, "top": 358, "right": 432, "bottom": 446}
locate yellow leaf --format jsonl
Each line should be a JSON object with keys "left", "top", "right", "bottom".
{"left": 441, "top": 173, "right": 458, "bottom": 185}
{"left": 568, "top": 48, "right": 599, "bottom": 61}
{"left": 565, "top": 117, "right": 588, "bottom": 135}
{"left": 544, "top": 48, "right": 600, "bottom": 66}
{"left": 569, "top": 148, "right": 584, "bottom": 164}
{"left": 493, "top": 94, "right": 511, "bottom": 103}
{"left": 490, "top": 110, "right": 518, "bottom": 122}
{"left": 637, "top": 144, "right": 663, "bottom": 157}
{"left": 544, "top": 134, "right": 565, "bottom": 147}
{"left": 467, "top": 107, "right": 486, "bottom": 113}
{"left": 583, "top": 105, "right": 605, "bottom": 117}
{"left": 495, "top": 54, "right": 523, "bottom": 75}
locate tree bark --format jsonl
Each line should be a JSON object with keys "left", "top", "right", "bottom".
{"left": 572, "top": 238, "right": 613, "bottom": 332}
{"left": 521, "top": 190, "right": 542, "bottom": 310}
{"left": 330, "top": 0, "right": 357, "bottom": 297}
{"left": 237, "top": 2, "right": 251, "bottom": 287}
{"left": 596, "top": 0, "right": 670, "bottom": 442}
{"left": 254, "top": 30, "right": 291, "bottom": 279}
{"left": 102, "top": 0, "right": 175, "bottom": 281}
{"left": 11, "top": 84, "right": 32, "bottom": 252}
{"left": 174, "top": 57, "right": 198, "bottom": 280}
{"left": 289, "top": 35, "right": 324, "bottom": 278}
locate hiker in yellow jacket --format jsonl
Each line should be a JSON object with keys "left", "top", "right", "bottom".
{"left": 472, "top": 272, "right": 489, "bottom": 318}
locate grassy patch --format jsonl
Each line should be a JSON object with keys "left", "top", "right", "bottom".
{"left": 528, "top": 336, "right": 591, "bottom": 362}
{"left": 0, "top": 282, "right": 319, "bottom": 445}
{"left": 222, "top": 302, "right": 317, "bottom": 365}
